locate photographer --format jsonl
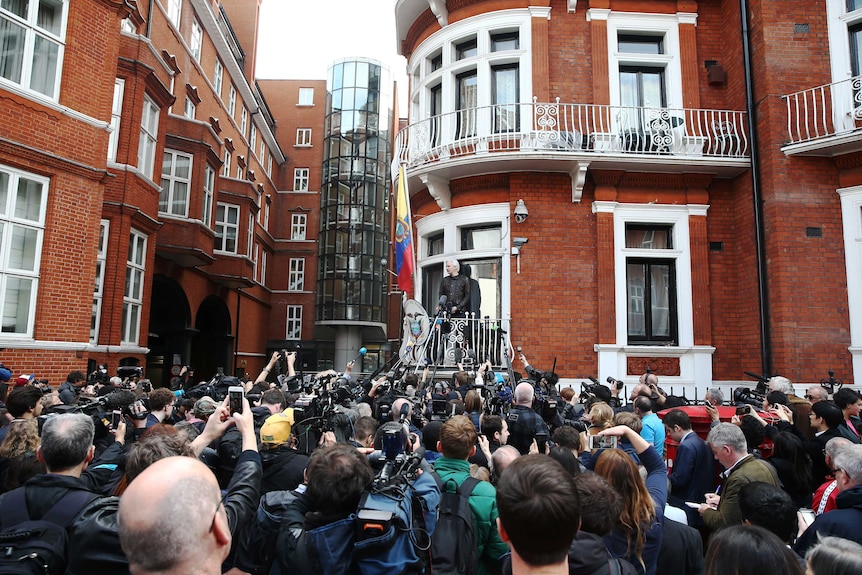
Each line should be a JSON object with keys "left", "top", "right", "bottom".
{"left": 59, "top": 370, "right": 86, "bottom": 405}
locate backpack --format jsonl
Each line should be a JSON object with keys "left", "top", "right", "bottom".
{"left": 279, "top": 471, "right": 440, "bottom": 575}
{"left": 0, "top": 488, "right": 96, "bottom": 575}
{"left": 430, "top": 475, "right": 480, "bottom": 575}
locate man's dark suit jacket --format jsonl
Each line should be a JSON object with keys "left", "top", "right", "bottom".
{"left": 669, "top": 431, "right": 716, "bottom": 503}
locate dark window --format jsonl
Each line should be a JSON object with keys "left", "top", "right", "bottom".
{"left": 625, "top": 224, "right": 673, "bottom": 249}
{"left": 456, "top": 70, "right": 477, "bottom": 138}
{"left": 461, "top": 225, "right": 501, "bottom": 250}
{"left": 618, "top": 34, "right": 664, "bottom": 55}
{"left": 430, "top": 52, "right": 443, "bottom": 71}
{"left": 851, "top": 23, "right": 862, "bottom": 76}
{"left": 626, "top": 259, "right": 677, "bottom": 345}
{"left": 492, "top": 65, "right": 519, "bottom": 132}
{"left": 428, "top": 233, "right": 444, "bottom": 256}
{"left": 849, "top": 0, "right": 862, "bottom": 12}
{"left": 456, "top": 39, "right": 477, "bottom": 60}
{"left": 430, "top": 83, "right": 442, "bottom": 147}
{"left": 491, "top": 33, "right": 519, "bottom": 52}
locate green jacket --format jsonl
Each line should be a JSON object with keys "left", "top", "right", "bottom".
{"left": 433, "top": 457, "right": 508, "bottom": 575}
{"left": 702, "top": 454, "right": 778, "bottom": 532}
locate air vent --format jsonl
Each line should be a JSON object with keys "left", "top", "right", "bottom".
{"left": 805, "top": 227, "right": 822, "bottom": 238}
{"left": 709, "top": 242, "right": 724, "bottom": 252}
{"left": 794, "top": 24, "right": 810, "bottom": 34}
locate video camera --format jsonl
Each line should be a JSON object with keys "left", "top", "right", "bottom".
{"left": 734, "top": 371, "right": 769, "bottom": 408}
{"left": 370, "top": 405, "right": 423, "bottom": 489}
{"left": 580, "top": 377, "right": 610, "bottom": 404}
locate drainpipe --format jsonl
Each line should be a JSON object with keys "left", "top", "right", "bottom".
{"left": 146, "top": 0, "right": 154, "bottom": 37}
{"left": 740, "top": 0, "right": 772, "bottom": 376}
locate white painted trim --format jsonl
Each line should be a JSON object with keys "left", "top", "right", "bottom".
{"left": 415, "top": 203, "right": 512, "bottom": 324}
{"left": 586, "top": 9, "right": 610, "bottom": 22}
{"left": 407, "top": 9, "right": 534, "bottom": 124}
{"left": 591, "top": 202, "right": 713, "bottom": 386}
{"left": 839, "top": 185, "right": 862, "bottom": 384}
{"left": 606, "top": 11, "right": 685, "bottom": 109}
{"left": 529, "top": 6, "right": 551, "bottom": 19}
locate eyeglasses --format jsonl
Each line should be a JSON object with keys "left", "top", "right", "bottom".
{"left": 210, "top": 491, "right": 229, "bottom": 533}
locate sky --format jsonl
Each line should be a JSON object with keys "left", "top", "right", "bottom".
{"left": 256, "top": 0, "right": 409, "bottom": 108}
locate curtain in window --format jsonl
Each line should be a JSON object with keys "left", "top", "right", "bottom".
{"left": 2, "top": 276, "right": 31, "bottom": 333}
{"left": 0, "top": 17, "right": 25, "bottom": 84}
{"left": 1, "top": 0, "right": 28, "bottom": 19}
{"left": 650, "top": 264, "right": 671, "bottom": 336}
{"left": 36, "top": 0, "right": 60, "bottom": 35}
{"left": 493, "top": 66, "right": 518, "bottom": 132}
{"left": 457, "top": 72, "right": 477, "bottom": 138}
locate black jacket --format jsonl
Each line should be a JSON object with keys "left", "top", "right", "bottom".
{"left": 506, "top": 404, "right": 549, "bottom": 455}
{"left": 58, "top": 381, "right": 78, "bottom": 405}
{"left": 439, "top": 273, "right": 470, "bottom": 314}
{"left": 503, "top": 531, "right": 638, "bottom": 575}
{"left": 260, "top": 445, "right": 309, "bottom": 495}
{"left": 223, "top": 449, "right": 264, "bottom": 570}
{"left": 0, "top": 473, "right": 128, "bottom": 575}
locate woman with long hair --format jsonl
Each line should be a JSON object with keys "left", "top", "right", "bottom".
{"left": 587, "top": 402, "right": 614, "bottom": 435}
{"left": 704, "top": 524, "right": 804, "bottom": 575}
{"left": 0, "top": 418, "right": 43, "bottom": 492}
{"left": 593, "top": 424, "right": 666, "bottom": 575}
{"left": 769, "top": 430, "right": 814, "bottom": 508}
{"left": 464, "top": 389, "right": 482, "bottom": 432}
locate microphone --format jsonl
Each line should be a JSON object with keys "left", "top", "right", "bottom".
{"left": 350, "top": 347, "right": 367, "bottom": 364}
{"left": 438, "top": 295, "right": 448, "bottom": 307}
{"left": 102, "top": 389, "right": 138, "bottom": 411}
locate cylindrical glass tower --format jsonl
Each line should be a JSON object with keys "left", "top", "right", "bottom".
{"left": 317, "top": 58, "right": 392, "bottom": 367}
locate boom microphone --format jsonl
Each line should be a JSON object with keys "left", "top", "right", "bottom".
{"left": 103, "top": 389, "right": 138, "bottom": 411}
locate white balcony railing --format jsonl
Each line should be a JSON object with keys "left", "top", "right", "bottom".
{"left": 394, "top": 99, "right": 750, "bottom": 168}
{"left": 783, "top": 75, "right": 862, "bottom": 145}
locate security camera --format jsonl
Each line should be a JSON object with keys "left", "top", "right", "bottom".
{"left": 514, "top": 199, "right": 528, "bottom": 224}
{"left": 513, "top": 237, "right": 529, "bottom": 248}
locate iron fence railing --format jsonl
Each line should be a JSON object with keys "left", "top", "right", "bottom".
{"left": 783, "top": 75, "right": 862, "bottom": 145}
{"left": 394, "top": 99, "right": 750, "bottom": 168}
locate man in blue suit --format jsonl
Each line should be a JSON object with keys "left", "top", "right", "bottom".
{"left": 665, "top": 409, "right": 716, "bottom": 525}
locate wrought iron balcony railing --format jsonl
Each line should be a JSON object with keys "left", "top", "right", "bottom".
{"left": 394, "top": 99, "right": 750, "bottom": 168}
{"left": 783, "top": 75, "right": 862, "bottom": 147}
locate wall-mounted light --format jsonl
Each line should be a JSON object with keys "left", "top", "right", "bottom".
{"left": 514, "top": 199, "right": 528, "bottom": 223}
{"left": 512, "top": 237, "right": 529, "bottom": 274}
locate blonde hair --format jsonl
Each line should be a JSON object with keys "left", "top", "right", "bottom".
{"left": 0, "top": 418, "right": 40, "bottom": 459}
{"left": 589, "top": 402, "right": 614, "bottom": 430}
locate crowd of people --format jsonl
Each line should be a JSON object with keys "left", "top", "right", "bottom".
{"left": 0, "top": 355, "right": 859, "bottom": 575}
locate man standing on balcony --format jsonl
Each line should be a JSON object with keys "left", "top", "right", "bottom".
{"left": 438, "top": 259, "right": 470, "bottom": 317}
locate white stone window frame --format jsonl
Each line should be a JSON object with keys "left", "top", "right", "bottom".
{"left": 108, "top": 79, "right": 124, "bottom": 162}
{"left": 249, "top": 123, "right": 257, "bottom": 152}
{"left": 160, "top": 149, "right": 192, "bottom": 217}
{"left": 826, "top": 0, "right": 862, "bottom": 131}
{"left": 296, "top": 128, "right": 312, "bottom": 147}
{"left": 202, "top": 164, "right": 214, "bottom": 227}
{"left": 183, "top": 96, "right": 195, "bottom": 119}
{"left": 593, "top": 201, "right": 715, "bottom": 386}
{"left": 839, "top": 185, "right": 862, "bottom": 384}
{"left": 91, "top": 219, "right": 109, "bottom": 343}
{"left": 408, "top": 9, "right": 534, "bottom": 126}
{"left": 0, "top": 0, "right": 69, "bottom": 100}
{"left": 214, "top": 202, "right": 240, "bottom": 254}
{"left": 286, "top": 305, "right": 302, "bottom": 340}
{"left": 291, "top": 213, "right": 307, "bottom": 240}
{"left": 0, "top": 165, "right": 48, "bottom": 339}
{"left": 240, "top": 106, "right": 248, "bottom": 137}
{"left": 166, "top": 0, "right": 181, "bottom": 28}
{"left": 288, "top": 258, "right": 305, "bottom": 292}
{"left": 213, "top": 58, "right": 223, "bottom": 96}
{"left": 228, "top": 84, "right": 237, "bottom": 117}
{"left": 122, "top": 229, "right": 147, "bottom": 345}
{"left": 190, "top": 18, "right": 202, "bottom": 62}
{"left": 298, "top": 87, "right": 314, "bottom": 105}
{"left": 294, "top": 167, "right": 310, "bottom": 191}
{"left": 415, "top": 203, "right": 511, "bottom": 320}
{"left": 592, "top": 10, "right": 691, "bottom": 112}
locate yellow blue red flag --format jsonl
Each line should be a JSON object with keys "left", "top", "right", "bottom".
{"left": 395, "top": 164, "right": 414, "bottom": 294}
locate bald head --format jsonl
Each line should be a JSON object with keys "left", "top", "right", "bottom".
{"left": 514, "top": 382, "right": 534, "bottom": 406}
{"left": 492, "top": 445, "right": 521, "bottom": 478}
{"left": 392, "top": 398, "right": 412, "bottom": 420}
{"left": 120, "top": 457, "right": 230, "bottom": 574}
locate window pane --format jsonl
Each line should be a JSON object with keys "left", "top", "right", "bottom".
{"left": 428, "top": 233, "right": 443, "bottom": 256}
{"left": 618, "top": 34, "right": 663, "bottom": 54}
{"left": 625, "top": 226, "right": 672, "bottom": 249}
{"left": 492, "top": 66, "right": 518, "bottom": 132}
{"left": 0, "top": 172, "right": 8, "bottom": 215}
{"left": 627, "top": 263, "right": 646, "bottom": 337}
{"left": 851, "top": 24, "right": 862, "bottom": 77}
{"left": 2, "top": 276, "right": 32, "bottom": 333}
{"left": 650, "top": 264, "right": 671, "bottom": 336}
{"left": 456, "top": 39, "right": 477, "bottom": 59}
{"left": 461, "top": 225, "right": 501, "bottom": 250}
{"left": 0, "top": 17, "right": 25, "bottom": 85}
{"left": 1, "top": 0, "right": 28, "bottom": 19}
{"left": 14, "top": 177, "right": 42, "bottom": 221}
{"left": 491, "top": 33, "right": 519, "bottom": 51}
{"left": 8, "top": 225, "right": 38, "bottom": 270}
{"left": 30, "top": 36, "right": 60, "bottom": 96}
{"left": 37, "top": 0, "right": 61, "bottom": 36}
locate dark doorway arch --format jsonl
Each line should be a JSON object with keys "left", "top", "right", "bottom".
{"left": 192, "top": 295, "right": 233, "bottom": 381}
{"left": 146, "top": 275, "right": 192, "bottom": 388}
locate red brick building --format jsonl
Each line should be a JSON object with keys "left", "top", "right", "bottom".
{"left": 393, "top": 0, "right": 859, "bottom": 390}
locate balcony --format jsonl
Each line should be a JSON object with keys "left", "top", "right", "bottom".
{"left": 394, "top": 99, "right": 751, "bottom": 205}
{"left": 782, "top": 75, "right": 862, "bottom": 156}
{"left": 155, "top": 218, "right": 216, "bottom": 268}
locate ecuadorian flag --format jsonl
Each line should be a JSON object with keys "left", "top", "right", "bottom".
{"left": 395, "top": 164, "right": 414, "bottom": 294}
